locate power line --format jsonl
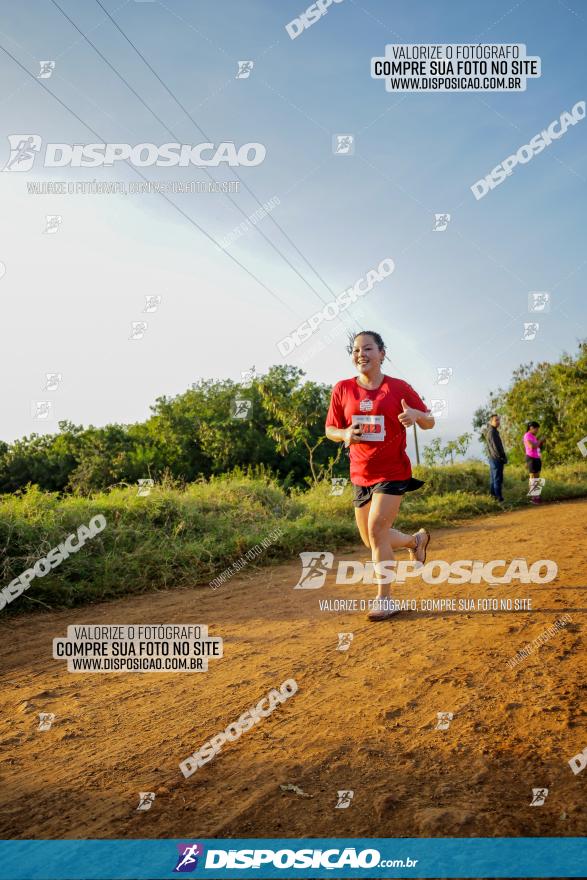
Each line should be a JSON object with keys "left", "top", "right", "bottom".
{"left": 49, "top": 0, "right": 338, "bottom": 316}
{"left": 0, "top": 40, "right": 298, "bottom": 316}
{"left": 93, "top": 0, "right": 340, "bottom": 303}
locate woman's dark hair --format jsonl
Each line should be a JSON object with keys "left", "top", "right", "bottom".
{"left": 527, "top": 421, "right": 540, "bottom": 431}
{"left": 346, "top": 330, "right": 386, "bottom": 356}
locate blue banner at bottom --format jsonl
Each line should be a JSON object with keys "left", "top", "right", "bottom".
{"left": 0, "top": 838, "right": 585, "bottom": 879}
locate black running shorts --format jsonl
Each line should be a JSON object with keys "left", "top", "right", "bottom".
{"left": 352, "top": 478, "right": 424, "bottom": 508}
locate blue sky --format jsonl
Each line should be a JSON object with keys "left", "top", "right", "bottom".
{"left": 0, "top": 0, "right": 585, "bottom": 460}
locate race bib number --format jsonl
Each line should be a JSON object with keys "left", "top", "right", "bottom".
{"left": 352, "top": 414, "right": 386, "bottom": 442}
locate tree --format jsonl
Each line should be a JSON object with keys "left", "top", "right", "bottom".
{"left": 422, "top": 433, "right": 472, "bottom": 466}
{"left": 258, "top": 366, "right": 342, "bottom": 485}
{"left": 474, "top": 341, "right": 587, "bottom": 465}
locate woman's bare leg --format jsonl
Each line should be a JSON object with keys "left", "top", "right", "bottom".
{"left": 367, "top": 493, "right": 405, "bottom": 600}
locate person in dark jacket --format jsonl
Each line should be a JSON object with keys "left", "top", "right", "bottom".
{"left": 486, "top": 414, "right": 507, "bottom": 502}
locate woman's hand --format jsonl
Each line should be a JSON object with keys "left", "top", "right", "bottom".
{"left": 398, "top": 399, "right": 417, "bottom": 428}
{"left": 344, "top": 424, "right": 364, "bottom": 445}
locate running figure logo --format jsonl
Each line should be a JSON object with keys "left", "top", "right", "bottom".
{"left": 240, "top": 366, "right": 256, "bottom": 388}
{"left": 174, "top": 843, "right": 205, "bottom": 872}
{"left": 435, "top": 367, "right": 453, "bottom": 385}
{"left": 335, "top": 790, "right": 354, "bottom": 809}
{"left": 429, "top": 399, "right": 448, "bottom": 418}
{"left": 436, "top": 711, "right": 453, "bottom": 730}
{"left": 129, "top": 321, "right": 148, "bottom": 340}
{"left": 32, "top": 401, "right": 52, "bottom": 420}
{"left": 37, "top": 61, "right": 56, "bottom": 79}
{"left": 337, "top": 632, "right": 353, "bottom": 652}
{"left": 137, "top": 478, "right": 154, "bottom": 497}
{"left": 136, "top": 792, "right": 156, "bottom": 811}
{"left": 236, "top": 61, "right": 254, "bottom": 79}
{"left": 43, "top": 373, "right": 62, "bottom": 391}
{"left": 522, "top": 322, "right": 539, "bottom": 341}
{"left": 333, "top": 134, "right": 354, "bottom": 155}
{"left": 330, "top": 477, "right": 348, "bottom": 496}
{"left": 143, "top": 295, "right": 161, "bottom": 313}
{"left": 530, "top": 788, "right": 548, "bottom": 806}
{"left": 3, "top": 134, "right": 42, "bottom": 172}
{"left": 231, "top": 398, "right": 252, "bottom": 419}
{"left": 294, "top": 552, "right": 334, "bottom": 589}
{"left": 433, "top": 213, "right": 451, "bottom": 231}
{"left": 38, "top": 713, "right": 55, "bottom": 731}
{"left": 43, "top": 215, "right": 62, "bottom": 234}
{"left": 528, "top": 477, "right": 545, "bottom": 497}
{"left": 528, "top": 291, "right": 550, "bottom": 313}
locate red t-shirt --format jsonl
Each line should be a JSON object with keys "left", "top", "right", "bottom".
{"left": 325, "top": 375, "right": 426, "bottom": 485}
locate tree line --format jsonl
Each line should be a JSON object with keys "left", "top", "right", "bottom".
{"left": 0, "top": 343, "right": 584, "bottom": 495}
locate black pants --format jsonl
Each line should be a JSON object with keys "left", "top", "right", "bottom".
{"left": 489, "top": 459, "right": 504, "bottom": 500}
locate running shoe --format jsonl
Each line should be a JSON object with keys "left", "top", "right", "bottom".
{"left": 408, "top": 528, "right": 430, "bottom": 565}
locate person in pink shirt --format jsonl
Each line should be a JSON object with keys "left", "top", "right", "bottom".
{"left": 523, "top": 421, "right": 544, "bottom": 505}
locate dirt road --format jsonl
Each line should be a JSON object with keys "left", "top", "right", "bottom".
{"left": 1, "top": 499, "right": 586, "bottom": 840}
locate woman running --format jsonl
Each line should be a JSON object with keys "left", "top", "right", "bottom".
{"left": 325, "top": 331, "right": 434, "bottom": 621}
{"left": 523, "top": 421, "right": 544, "bottom": 505}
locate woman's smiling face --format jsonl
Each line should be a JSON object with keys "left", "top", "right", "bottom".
{"left": 352, "top": 333, "right": 384, "bottom": 373}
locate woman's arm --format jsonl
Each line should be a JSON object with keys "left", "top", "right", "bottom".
{"left": 398, "top": 399, "right": 435, "bottom": 430}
